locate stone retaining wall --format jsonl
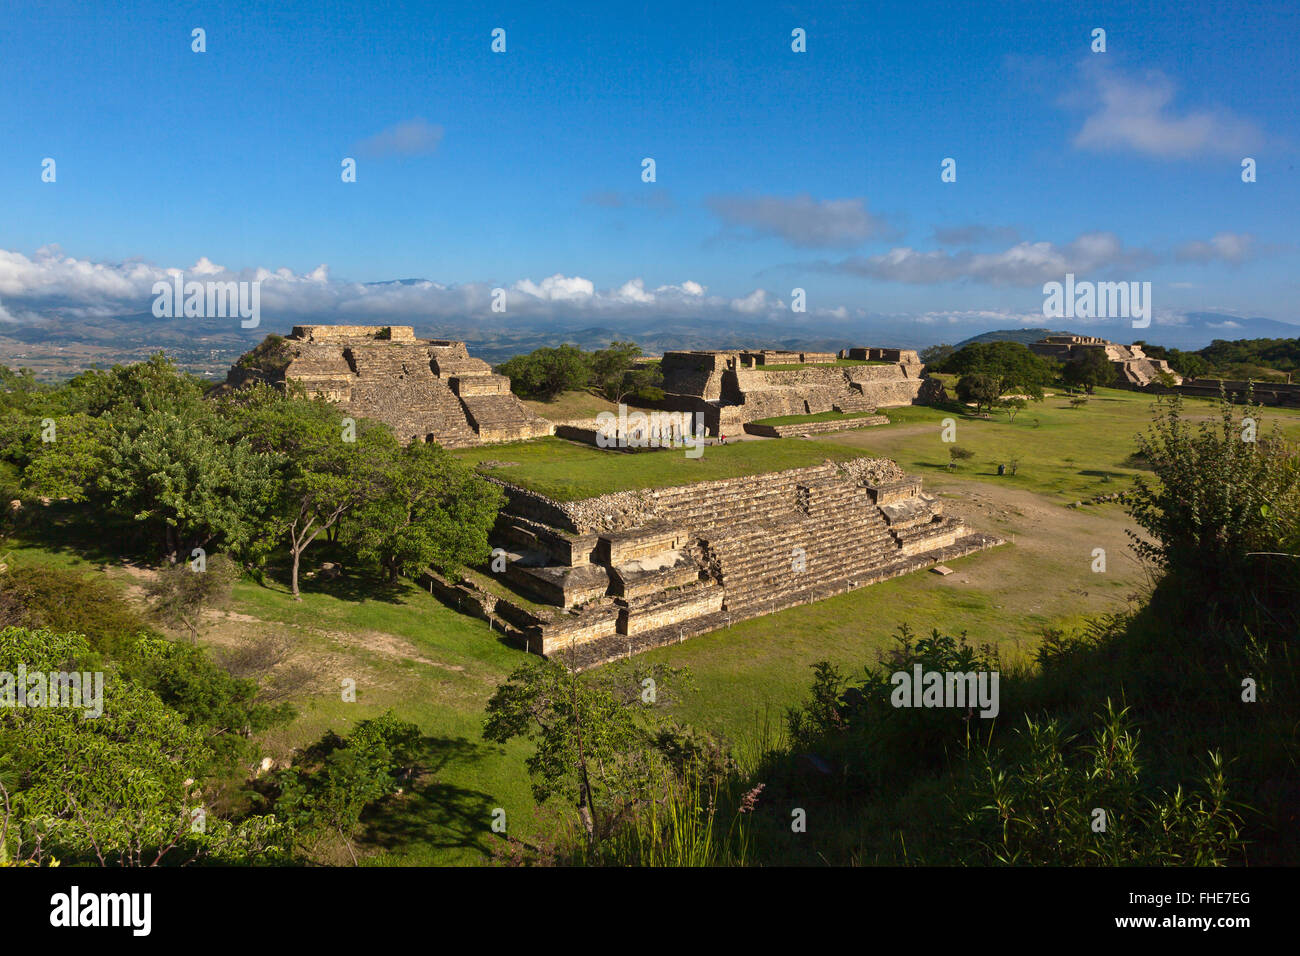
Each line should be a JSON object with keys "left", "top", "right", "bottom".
{"left": 744, "top": 415, "right": 888, "bottom": 438}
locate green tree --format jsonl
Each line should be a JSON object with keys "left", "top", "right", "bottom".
{"left": 1062, "top": 350, "right": 1117, "bottom": 393}
{"left": 343, "top": 440, "right": 503, "bottom": 582}
{"left": 119, "top": 635, "right": 293, "bottom": 769}
{"left": 1127, "top": 393, "right": 1300, "bottom": 585}
{"left": 273, "top": 712, "right": 420, "bottom": 865}
{"left": 997, "top": 396, "right": 1028, "bottom": 422}
{"left": 955, "top": 373, "right": 1001, "bottom": 413}
{"left": 0, "top": 626, "right": 289, "bottom": 865}
{"left": 498, "top": 345, "right": 592, "bottom": 399}
{"left": 946, "top": 342, "right": 1053, "bottom": 411}
{"left": 483, "top": 659, "right": 689, "bottom": 850}
{"left": 238, "top": 391, "right": 400, "bottom": 598}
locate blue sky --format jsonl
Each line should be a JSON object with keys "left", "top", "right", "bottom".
{"left": 1, "top": 0, "right": 1297, "bottom": 341}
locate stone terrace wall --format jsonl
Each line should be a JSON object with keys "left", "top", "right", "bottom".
{"left": 744, "top": 414, "right": 888, "bottom": 437}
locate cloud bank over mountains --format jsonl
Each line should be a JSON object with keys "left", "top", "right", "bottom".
{"left": 0, "top": 231, "right": 1273, "bottom": 340}
{"left": 0, "top": 245, "right": 803, "bottom": 326}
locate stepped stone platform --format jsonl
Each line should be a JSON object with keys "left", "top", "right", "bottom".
{"left": 1028, "top": 335, "right": 1182, "bottom": 389}
{"left": 433, "top": 454, "right": 1003, "bottom": 668}
{"left": 221, "top": 325, "right": 551, "bottom": 446}
{"left": 657, "top": 347, "right": 940, "bottom": 437}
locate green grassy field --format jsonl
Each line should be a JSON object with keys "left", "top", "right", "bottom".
{"left": 451, "top": 435, "right": 863, "bottom": 500}
{"left": 820, "top": 388, "right": 1300, "bottom": 502}
{"left": 520, "top": 390, "right": 622, "bottom": 421}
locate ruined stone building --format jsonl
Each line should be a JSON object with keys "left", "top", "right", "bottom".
{"left": 1028, "top": 335, "right": 1181, "bottom": 388}
{"left": 658, "top": 347, "right": 938, "bottom": 436}
{"left": 224, "top": 325, "right": 550, "bottom": 446}
{"left": 431, "top": 457, "right": 1001, "bottom": 668}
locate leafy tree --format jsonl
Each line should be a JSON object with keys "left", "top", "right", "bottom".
{"left": 944, "top": 342, "right": 1053, "bottom": 412}
{"left": 590, "top": 341, "right": 641, "bottom": 397}
{"left": 119, "top": 635, "right": 294, "bottom": 769}
{"left": 947, "top": 446, "right": 975, "bottom": 470}
{"left": 1127, "top": 393, "right": 1300, "bottom": 586}
{"left": 237, "top": 391, "right": 400, "bottom": 597}
{"left": 24, "top": 360, "right": 281, "bottom": 563}
{"left": 955, "top": 373, "right": 1001, "bottom": 414}
{"left": 342, "top": 440, "right": 503, "bottom": 582}
{"left": 0, "top": 626, "right": 289, "bottom": 865}
{"left": 997, "top": 396, "right": 1028, "bottom": 422}
{"left": 1061, "top": 349, "right": 1117, "bottom": 393}
{"left": 273, "top": 712, "right": 420, "bottom": 865}
{"left": 498, "top": 345, "right": 592, "bottom": 399}
{"left": 19, "top": 412, "right": 111, "bottom": 502}
{"left": 483, "top": 659, "right": 689, "bottom": 850}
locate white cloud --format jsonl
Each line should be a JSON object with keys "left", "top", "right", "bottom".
{"left": 1067, "top": 60, "right": 1262, "bottom": 158}
{"left": 707, "top": 193, "right": 890, "bottom": 248}
{"left": 1175, "top": 232, "right": 1255, "bottom": 264}
{"left": 354, "top": 118, "right": 444, "bottom": 158}
{"left": 0, "top": 248, "right": 776, "bottom": 326}
{"left": 833, "top": 231, "right": 1155, "bottom": 287}
{"left": 513, "top": 274, "right": 595, "bottom": 301}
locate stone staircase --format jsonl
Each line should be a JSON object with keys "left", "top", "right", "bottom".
{"left": 343, "top": 345, "right": 479, "bottom": 446}
{"left": 833, "top": 389, "right": 876, "bottom": 414}
{"left": 458, "top": 392, "right": 551, "bottom": 442}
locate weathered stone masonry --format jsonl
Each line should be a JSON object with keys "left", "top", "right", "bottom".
{"left": 224, "top": 325, "right": 551, "bottom": 446}
{"left": 657, "top": 347, "right": 938, "bottom": 436}
{"left": 453, "top": 456, "right": 1001, "bottom": 668}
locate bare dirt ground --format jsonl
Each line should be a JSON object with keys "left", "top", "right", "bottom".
{"left": 922, "top": 472, "right": 1155, "bottom": 614}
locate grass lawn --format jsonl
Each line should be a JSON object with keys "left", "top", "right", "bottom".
{"left": 519, "top": 390, "right": 622, "bottom": 422}
{"left": 753, "top": 409, "right": 884, "bottom": 427}
{"left": 819, "top": 388, "right": 1300, "bottom": 502}
{"left": 450, "top": 435, "right": 864, "bottom": 501}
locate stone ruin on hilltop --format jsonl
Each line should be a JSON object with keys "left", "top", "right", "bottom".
{"left": 1028, "top": 335, "right": 1182, "bottom": 388}
{"left": 222, "top": 325, "right": 551, "bottom": 446}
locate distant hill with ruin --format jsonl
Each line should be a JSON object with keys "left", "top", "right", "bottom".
{"left": 1027, "top": 335, "right": 1181, "bottom": 388}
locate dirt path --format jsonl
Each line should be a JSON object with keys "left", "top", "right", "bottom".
{"left": 918, "top": 473, "right": 1154, "bottom": 623}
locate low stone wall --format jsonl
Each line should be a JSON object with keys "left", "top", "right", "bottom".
{"left": 744, "top": 415, "right": 888, "bottom": 437}
{"left": 1174, "top": 379, "right": 1300, "bottom": 407}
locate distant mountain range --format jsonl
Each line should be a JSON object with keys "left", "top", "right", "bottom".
{"left": 1, "top": 307, "right": 1296, "bottom": 380}
{"left": 954, "top": 314, "right": 1300, "bottom": 352}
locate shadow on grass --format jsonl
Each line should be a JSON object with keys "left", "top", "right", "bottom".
{"left": 8, "top": 506, "right": 153, "bottom": 566}
{"left": 252, "top": 560, "right": 409, "bottom": 605}
{"left": 358, "top": 735, "right": 501, "bottom": 857}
